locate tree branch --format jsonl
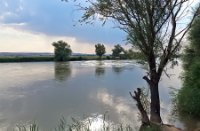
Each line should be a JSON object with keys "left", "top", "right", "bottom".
{"left": 130, "top": 88, "right": 150, "bottom": 124}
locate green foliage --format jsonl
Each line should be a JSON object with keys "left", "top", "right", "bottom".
{"left": 184, "top": 59, "right": 200, "bottom": 88}
{"left": 52, "top": 40, "right": 72, "bottom": 61}
{"left": 0, "top": 56, "right": 116, "bottom": 63}
{"left": 111, "top": 47, "right": 146, "bottom": 61}
{"left": 140, "top": 124, "right": 161, "bottom": 131}
{"left": 178, "top": 86, "right": 200, "bottom": 117}
{"left": 182, "top": 17, "right": 200, "bottom": 70}
{"left": 182, "top": 47, "right": 196, "bottom": 70}
{"left": 112, "top": 44, "right": 124, "bottom": 58}
{"left": 188, "top": 17, "right": 200, "bottom": 55}
{"left": 178, "top": 60, "right": 200, "bottom": 117}
{"left": 95, "top": 43, "right": 106, "bottom": 58}
{"left": 124, "top": 50, "right": 147, "bottom": 61}
{"left": 178, "top": 17, "right": 200, "bottom": 117}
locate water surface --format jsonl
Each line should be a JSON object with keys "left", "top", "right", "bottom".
{"left": 0, "top": 60, "right": 198, "bottom": 130}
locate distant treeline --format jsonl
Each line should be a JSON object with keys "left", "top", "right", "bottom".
{"left": 0, "top": 56, "right": 107, "bottom": 63}
{"left": 0, "top": 56, "right": 54, "bottom": 63}
{"left": 0, "top": 53, "right": 144, "bottom": 63}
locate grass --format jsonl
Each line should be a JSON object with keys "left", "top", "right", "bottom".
{"left": 15, "top": 117, "right": 132, "bottom": 131}
{"left": 14, "top": 116, "right": 161, "bottom": 131}
{"left": 139, "top": 124, "right": 161, "bottom": 131}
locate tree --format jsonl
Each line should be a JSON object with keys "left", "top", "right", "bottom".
{"left": 52, "top": 40, "right": 72, "bottom": 61}
{"left": 123, "top": 49, "right": 146, "bottom": 60}
{"left": 112, "top": 44, "right": 124, "bottom": 58}
{"left": 95, "top": 43, "right": 106, "bottom": 59}
{"left": 65, "top": 0, "right": 200, "bottom": 124}
{"left": 178, "top": 17, "right": 200, "bottom": 117}
{"left": 183, "top": 17, "right": 200, "bottom": 70}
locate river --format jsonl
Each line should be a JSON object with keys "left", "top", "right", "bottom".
{"left": 0, "top": 60, "right": 198, "bottom": 130}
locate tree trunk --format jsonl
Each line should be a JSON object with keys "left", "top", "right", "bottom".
{"left": 150, "top": 82, "right": 162, "bottom": 123}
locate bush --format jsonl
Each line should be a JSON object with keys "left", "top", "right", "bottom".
{"left": 106, "top": 56, "right": 111, "bottom": 60}
{"left": 178, "top": 17, "right": 200, "bottom": 117}
{"left": 178, "top": 87, "right": 200, "bottom": 116}
{"left": 178, "top": 59, "right": 200, "bottom": 117}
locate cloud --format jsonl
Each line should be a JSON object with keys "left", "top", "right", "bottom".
{"left": 95, "top": 88, "right": 140, "bottom": 127}
{"left": 0, "top": 0, "right": 199, "bottom": 48}
{"left": 2, "top": 0, "right": 197, "bottom": 53}
{"left": 0, "top": 24, "right": 115, "bottom": 53}
{"left": 0, "top": 0, "right": 126, "bottom": 45}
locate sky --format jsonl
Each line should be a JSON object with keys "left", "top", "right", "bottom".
{"left": 0, "top": 0, "right": 199, "bottom": 54}
{"left": 0, "top": 0, "right": 126, "bottom": 53}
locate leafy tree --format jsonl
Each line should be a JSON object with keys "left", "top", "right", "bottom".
{"left": 95, "top": 43, "right": 106, "bottom": 59}
{"left": 183, "top": 17, "right": 200, "bottom": 70}
{"left": 65, "top": 0, "right": 200, "bottom": 124}
{"left": 112, "top": 44, "right": 124, "bottom": 58}
{"left": 178, "top": 17, "right": 200, "bottom": 117}
{"left": 52, "top": 40, "right": 72, "bottom": 61}
{"left": 124, "top": 49, "right": 146, "bottom": 60}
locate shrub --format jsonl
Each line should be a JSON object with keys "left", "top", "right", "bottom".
{"left": 178, "top": 59, "right": 200, "bottom": 117}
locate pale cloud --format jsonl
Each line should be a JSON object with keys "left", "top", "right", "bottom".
{"left": 60, "top": 37, "right": 113, "bottom": 54}
{"left": 0, "top": 25, "right": 114, "bottom": 53}
{"left": 0, "top": 25, "right": 52, "bottom": 52}
{"left": 0, "top": 12, "right": 16, "bottom": 21}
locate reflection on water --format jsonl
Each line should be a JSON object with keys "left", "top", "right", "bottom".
{"left": 65, "top": 113, "right": 139, "bottom": 131}
{"left": 0, "top": 60, "right": 199, "bottom": 130}
{"left": 95, "top": 61, "right": 106, "bottom": 77}
{"left": 112, "top": 66, "right": 124, "bottom": 74}
{"left": 54, "top": 62, "right": 71, "bottom": 81}
{"left": 111, "top": 61, "right": 135, "bottom": 74}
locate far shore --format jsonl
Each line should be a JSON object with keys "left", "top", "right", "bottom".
{"left": 0, "top": 55, "right": 118, "bottom": 63}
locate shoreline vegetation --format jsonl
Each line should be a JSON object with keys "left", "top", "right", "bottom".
{"left": 15, "top": 116, "right": 181, "bottom": 131}
{"left": 0, "top": 56, "right": 109, "bottom": 63}
{"left": 177, "top": 17, "right": 200, "bottom": 118}
{"left": 0, "top": 55, "right": 144, "bottom": 63}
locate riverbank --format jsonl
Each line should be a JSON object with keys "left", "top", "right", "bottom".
{"left": 0, "top": 56, "right": 113, "bottom": 63}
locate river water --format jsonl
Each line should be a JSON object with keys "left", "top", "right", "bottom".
{"left": 0, "top": 60, "right": 198, "bottom": 130}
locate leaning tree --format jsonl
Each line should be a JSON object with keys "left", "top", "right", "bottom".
{"left": 64, "top": 0, "right": 200, "bottom": 124}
